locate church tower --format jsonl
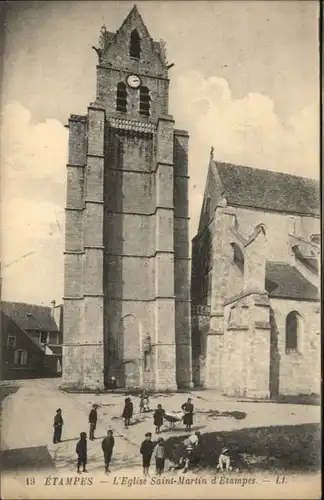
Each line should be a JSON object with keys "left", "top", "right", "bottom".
{"left": 62, "top": 6, "right": 192, "bottom": 391}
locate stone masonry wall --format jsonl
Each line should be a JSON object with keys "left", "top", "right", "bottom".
{"left": 174, "top": 130, "right": 192, "bottom": 388}
{"left": 234, "top": 206, "right": 320, "bottom": 264}
{"left": 270, "top": 297, "right": 320, "bottom": 396}
{"left": 223, "top": 293, "right": 271, "bottom": 398}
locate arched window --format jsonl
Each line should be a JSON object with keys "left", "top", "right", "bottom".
{"left": 130, "top": 29, "right": 141, "bottom": 58}
{"left": 231, "top": 243, "right": 244, "bottom": 274}
{"left": 285, "top": 311, "right": 302, "bottom": 352}
{"left": 139, "top": 86, "right": 150, "bottom": 116}
{"left": 116, "top": 82, "right": 127, "bottom": 113}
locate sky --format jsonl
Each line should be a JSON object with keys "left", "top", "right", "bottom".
{"left": 0, "top": 0, "right": 320, "bottom": 305}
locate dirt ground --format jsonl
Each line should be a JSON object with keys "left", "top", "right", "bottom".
{"left": 0, "top": 378, "right": 320, "bottom": 476}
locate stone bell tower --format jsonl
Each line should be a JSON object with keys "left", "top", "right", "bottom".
{"left": 62, "top": 5, "right": 192, "bottom": 391}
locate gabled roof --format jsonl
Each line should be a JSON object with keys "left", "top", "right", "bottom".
{"left": 0, "top": 311, "right": 45, "bottom": 355}
{"left": 216, "top": 162, "right": 320, "bottom": 216}
{"left": 0, "top": 301, "right": 59, "bottom": 332}
{"left": 265, "top": 262, "right": 319, "bottom": 300}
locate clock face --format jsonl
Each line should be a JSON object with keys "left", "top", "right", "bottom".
{"left": 126, "top": 74, "right": 141, "bottom": 89}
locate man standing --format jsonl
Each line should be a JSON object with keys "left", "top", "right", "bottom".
{"left": 53, "top": 408, "right": 63, "bottom": 444}
{"left": 89, "top": 404, "right": 98, "bottom": 440}
{"left": 101, "top": 430, "right": 115, "bottom": 473}
{"left": 140, "top": 432, "right": 155, "bottom": 476}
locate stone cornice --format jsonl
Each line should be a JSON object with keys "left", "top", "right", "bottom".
{"left": 108, "top": 117, "right": 156, "bottom": 134}
{"left": 227, "top": 325, "right": 249, "bottom": 331}
{"left": 84, "top": 294, "right": 104, "bottom": 298}
{"left": 63, "top": 296, "right": 83, "bottom": 301}
{"left": 174, "top": 128, "right": 189, "bottom": 138}
{"left": 254, "top": 321, "right": 271, "bottom": 330}
{"left": 97, "top": 64, "right": 170, "bottom": 83}
{"left": 207, "top": 330, "right": 223, "bottom": 336}
{"left": 69, "top": 114, "right": 87, "bottom": 123}
{"left": 84, "top": 246, "right": 105, "bottom": 250}
{"left": 224, "top": 291, "right": 269, "bottom": 307}
{"left": 104, "top": 206, "right": 174, "bottom": 216}
{"left": 66, "top": 163, "right": 85, "bottom": 168}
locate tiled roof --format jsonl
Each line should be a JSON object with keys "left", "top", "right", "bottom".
{"left": 0, "top": 301, "right": 59, "bottom": 332}
{"left": 216, "top": 162, "right": 320, "bottom": 216}
{"left": 265, "top": 262, "right": 319, "bottom": 300}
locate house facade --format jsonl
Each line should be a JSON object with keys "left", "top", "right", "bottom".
{"left": 0, "top": 301, "right": 63, "bottom": 379}
{"left": 62, "top": 6, "right": 192, "bottom": 391}
{"left": 191, "top": 152, "right": 320, "bottom": 398}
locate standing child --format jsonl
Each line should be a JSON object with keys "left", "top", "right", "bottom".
{"left": 95, "top": 380, "right": 101, "bottom": 396}
{"left": 76, "top": 432, "right": 88, "bottom": 474}
{"left": 152, "top": 437, "right": 165, "bottom": 475}
{"left": 153, "top": 404, "right": 165, "bottom": 434}
{"left": 101, "top": 430, "right": 115, "bottom": 473}
{"left": 122, "top": 397, "right": 133, "bottom": 428}
{"left": 53, "top": 408, "right": 63, "bottom": 444}
{"left": 140, "top": 432, "right": 155, "bottom": 476}
{"left": 89, "top": 404, "right": 98, "bottom": 440}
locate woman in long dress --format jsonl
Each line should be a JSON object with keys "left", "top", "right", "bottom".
{"left": 181, "top": 397, "right": 194, "bottom": 432}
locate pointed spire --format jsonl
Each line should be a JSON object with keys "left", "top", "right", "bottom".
{"left": 210, "top": 146, "right": 214, "bottom": 161}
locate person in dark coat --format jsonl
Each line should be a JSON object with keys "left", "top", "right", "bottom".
{"left": 153, "top": 404, "right": 165, "bottom": 434}
{"left": 101, "top": 430, "right": 115, "bottom": 473}
{"left": 89, "top": 404, "right": 98, "bottom": 440}
{"left": 140, "top": 432, "right": 155, "bottom": 476}
{"left": 152, "top": 437, "right": 165, "bottom": 475}
{"left": 181, "top": 397, "right": 194, "bottom": 432}
{"left": 76, "top": 432, "right": 88, "bottom": 473}
{"left": 53, "top": 408, "right": 63, "bottom": 444}
{"left": 122, "top": 397, "right": 133, "bottom": 428}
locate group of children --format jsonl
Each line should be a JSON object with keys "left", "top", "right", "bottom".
{"left": 52, "top": 394, "right": 199, "bottom": 475}
{"left": 123, "top": 393, "right": 195, "bottom": 435}
{"left": 73, "top": 429, "right": 202, "bottom": 476}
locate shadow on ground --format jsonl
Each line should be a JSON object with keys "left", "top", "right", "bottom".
{"left": 0, "top": 385, "right": 20, "bottom": 405}
{"left": 164, "top": 423, "right": 320, "bottom": 474}
{"left": 237, "top": 394, "right": 320, "bottom": 406}
{"left": 198, "top": 410, "right": 247, "bottom": 420}
{"left": 1, "top": 446, "right": 56, "bottom": 472}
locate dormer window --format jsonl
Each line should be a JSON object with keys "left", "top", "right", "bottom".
{"left": 130, "top": 30, "right": 141, "bottom": 58}
{"left": 139, "top": 86, "right": 150, "bottom": 116}
{"left": 116, "top": 82, "right": 127, "bottom": 113}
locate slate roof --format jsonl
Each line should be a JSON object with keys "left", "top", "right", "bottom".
{"left": 265, "top": 262, "right": 319, "bottom": 300}
{"left": 216, "top": 162, "right": 320, "bottom": 216}
{"left": 0, "top": 301, "right": 59, "bottom": 332}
